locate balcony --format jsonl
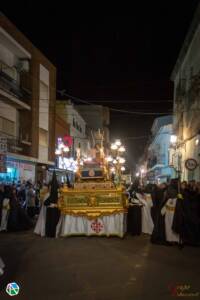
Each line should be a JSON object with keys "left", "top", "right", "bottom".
{"left": 147, "top": 154, "right": 166, "bottom": 170}
{"left": 0, "top": 61, "right": 31, "bottom": 110}
{"left": 0, "top": 132, "right": 32, "bottom": 157}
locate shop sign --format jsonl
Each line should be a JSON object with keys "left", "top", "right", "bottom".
{"left": 185, "top": 158, "right": 198, "bottom": 171}
{"left": 6, "top": 159, "right": 34, "bottom": 170}
{"left": 58, "top": 156, "right": 77, "bottom": 171}
{"left": 63, "top": 135, "right": 73, "bottom": 147}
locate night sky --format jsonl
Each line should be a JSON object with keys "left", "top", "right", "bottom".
{"left": 1, "top": 1, "right": 199, "bottom": 171}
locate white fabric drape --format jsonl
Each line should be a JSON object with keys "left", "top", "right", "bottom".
{"left": 34, "top": 192, "right": 49, "bottom": 237}
{"left": 136, "top": 193, "right": 154, "bottom": 235}
{"left": 34, "top": 205, "right": 46, "bottom": 237}
{"left": 162, "top": 198, "right": 179, "bottom": 243}
{"left": 56, "top": 212, "right": 125, "bottom": 238}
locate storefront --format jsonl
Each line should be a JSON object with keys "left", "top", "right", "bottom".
{"left": 0, "top": 156, "right": 36, "bottom": 184}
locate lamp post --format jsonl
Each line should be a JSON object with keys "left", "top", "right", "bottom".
{"left": 109, "top": 139, "right": 126, "bottom": 185}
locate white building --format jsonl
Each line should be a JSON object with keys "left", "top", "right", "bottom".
{"left": 75, "top": 105, "right": 110, "bottom": 147}
{"left": 171, "top": 3, "right": 200, "bottom": 181}
{"left": 147, "top": 116, "right": 175, "bottom": 183}
{"left": 56, "top": 101, "right": 89, "bottom": 157}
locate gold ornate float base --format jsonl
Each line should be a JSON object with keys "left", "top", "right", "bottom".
{"left": 59, "top": 187, "right": 128, "bottom": 220}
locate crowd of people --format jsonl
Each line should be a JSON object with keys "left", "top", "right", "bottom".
{"left": 0, "top": 173, "right": 61, "bottom": 277}
{"left": 127, "top": 179, "right": 200, "bottom": 247}
{"left": 0, "top": 180, "right": 47, "bottom": 232}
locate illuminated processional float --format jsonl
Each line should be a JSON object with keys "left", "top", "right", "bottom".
{"left": 56, "top": 132, "right": 128, "bottom": 237}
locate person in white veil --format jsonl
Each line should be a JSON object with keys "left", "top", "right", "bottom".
{"left": 136, "top": 188, "right": 154, "bottom": 235}
{"left": 161, "top": 186, "right": 179, "bottom": 243}
{"left": 34, "top": 184, "right": 50, "bottom": 237}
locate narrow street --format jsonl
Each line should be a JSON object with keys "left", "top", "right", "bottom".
{"left": 1, "top": 3, "right": 200, "bottom": 300}
{"left": 1, "top": 232, "right": 200, "bottom": 300}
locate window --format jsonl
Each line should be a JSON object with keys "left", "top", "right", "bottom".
{"left": 39, "top": 81, "right": 49, "bottom": 131}
{"left": 0, "top": 61, "right": 18, "bottom": 82}
{"left": 39, "top": 128, "right": 48, "bottom": 146}
{"left": 0, "top": 117, "right": 15, "bottom": 136}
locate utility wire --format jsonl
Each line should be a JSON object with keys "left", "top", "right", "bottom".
{"left": 0, "top": 69, "right": 172, "bottom": 115}
{"left": 81, "top": 100, "right": 173, "bottom": 103}
{"left": 58, "top": 91, "right": 171, "bottom": 116}
{"left": 110, "top": 108, "right": 171, "bottom": 115}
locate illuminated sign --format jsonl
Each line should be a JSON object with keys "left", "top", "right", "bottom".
{"left": 58, "top": 157, "right": 77, "bottom": 172}
{"left": 63, "top": 135, "right": 73, "bottom": 147}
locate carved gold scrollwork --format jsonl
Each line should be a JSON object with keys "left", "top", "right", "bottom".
{"left": 88, "top": 196, "right": 97, "bottom": 206}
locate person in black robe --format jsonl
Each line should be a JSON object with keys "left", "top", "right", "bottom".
{"left": 151, "top": 181, "right": 179, "bottom": 245}
{"left": 173, "top": 181, "right": 200, "bottom": 246}
{"left": 44, "top": 171, "right": 60, "bottom": 237}
{"left": 127, "top": 180, "right": 142, "bottom": 236}
{"left": 7, "top": 187, "right": 33, "bottom": 231}
{"left": 151, "top": 183, "right": 168, "bottom": 244}
{"left": 7, "top": 187, "right": 20, "bottom": 231}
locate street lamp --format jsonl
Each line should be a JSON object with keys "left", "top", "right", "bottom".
{"left": 140, "top": 168, "right": 145, "bottom": 174}
{"left": 111, "top": 143, "right": 118, "bottom": 150}
{"left": 115, "top": 139, "right": 122, "bottom": 146}
{"left": 170, "top": 135, "right": 177, "bottom": 144}
{"left": 63, "top": 146, "right": 70, "bottom": 153}
{"left": 106, "top": 156, "right": 113, "bottom": 162}
{"left": 110, "top": 167, "right": 115, "bottom": 173}
{"left": 55, "top": 148, "right": 61, "bottom": 155}
{"left": 119, "top": 146, "right": 125, "bottom": 152}
{"left": 109, "top": 139, "right": 126, "bottom": 185}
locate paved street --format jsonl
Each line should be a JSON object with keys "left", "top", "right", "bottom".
{"left": 1, "top": 232, "right": 200, "bottom": 300}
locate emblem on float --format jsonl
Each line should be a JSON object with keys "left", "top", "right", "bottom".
{"left": 91, "top": 220, "right": 103, "bottom": 233}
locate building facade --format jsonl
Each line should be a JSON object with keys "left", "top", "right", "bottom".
{"left": 75, "top": 105, "right": 110, "bottom": 147}
{"left": 56, "top": 101, "right": 89, "bottom": 158}
{"left": 146, "top": 116, "right": 175, "bottom": 183}
{"left": 171, "top": 3, "right": 200, "bottom": 181}
{"left": 0, "top": 13, "right": 56, "bottom": 183}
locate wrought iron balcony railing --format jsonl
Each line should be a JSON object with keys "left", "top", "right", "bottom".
{"left": 0, "top": 132, "right": 32, "bottom": 157}
{"left": 0, "top": 61, "right": 31, "bottom": 105}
